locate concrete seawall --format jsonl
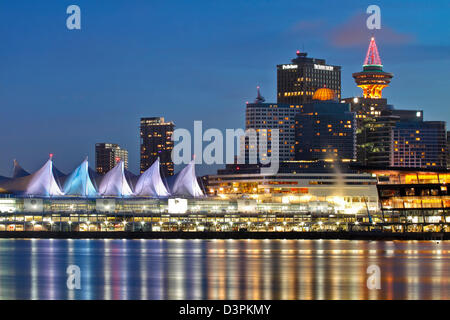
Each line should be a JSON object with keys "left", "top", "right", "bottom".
{"left": 0, "top": 231, "right": 447, "bottom": 240}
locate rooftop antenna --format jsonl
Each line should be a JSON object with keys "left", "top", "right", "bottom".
{"left": 254, "top": 86, "right": 265, "bottom": 103}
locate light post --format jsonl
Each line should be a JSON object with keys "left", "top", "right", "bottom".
{"left": 68, "top": 220, "right": 72, "bottom": 232}
{"left": 31, "top": 220, "right": 35, "bottom": 232}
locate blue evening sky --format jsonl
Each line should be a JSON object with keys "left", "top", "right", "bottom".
{"left": 0, "top": 0, "right": 449, "bottom": 176}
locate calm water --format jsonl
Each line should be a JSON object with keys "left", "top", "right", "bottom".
{"left": 0, "top": 239, "right": 449, "bottom": 300}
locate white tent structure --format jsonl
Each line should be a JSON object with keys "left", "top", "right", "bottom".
{"left": 98, "top": 160, "right": 133, "bottom": 197}
{"left": 26, "top": 157, "right": 64, "bottom": 197}
{"left": 171, "top": 160, "right": 204, "bottom": 198}
{"left": 63, "top": 158, "right": 97, "bottom": 197}
{"left": 134, "top": 158, "right": 170, "bottom": 197}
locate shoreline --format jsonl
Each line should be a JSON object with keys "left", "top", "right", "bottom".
{"left": 0, "top": 231, "right": 447, "bottom": 241}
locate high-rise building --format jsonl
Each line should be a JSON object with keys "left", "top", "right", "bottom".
{"left": 342, "top": 37, "right": 395, "bottom": 165}
{"left": 277, "top": 50, "right": 341, "bottom": 105}
{"left": 342, "top": 36, "right": 445, "bottom": 168}
{"left": 95, "top": 143, "right": 128, "bottom": 175}
{"left": 295, "top": 88, "right": 356, "bottom": 161}
{"left": 140, "top": 117, "right": 174, "bottom": 176}
{"left": 392, "top": 121, "right": 447, "bottom": 168}
{"left": 244, "top": 87, "right": 298, "bottom": 162}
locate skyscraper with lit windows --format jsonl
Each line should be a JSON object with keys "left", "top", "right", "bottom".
{"left": 140, "top": 117, "right": 174, "bottom": 177}
{"left": 344, "top": 37, "right": 447, "bottom": 169}
{"left": 295, "top": 88, "right": 356, "bottom": 161}
{"left": 95, "top": 143, "right": 128, "bottom": 175}
{"left": 277, "top": 50, "right": 341, "bottom": 105}
{"left": 244, "top": 87, "right": 298, "bottom": 162}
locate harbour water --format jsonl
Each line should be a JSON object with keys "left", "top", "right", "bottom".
{"left": 0, "top": 239, "right": 448, "bottom": 300}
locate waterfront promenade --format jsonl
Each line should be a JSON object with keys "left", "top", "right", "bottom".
{"left": 0, "top": 230, "right": 447, "bottom": 240}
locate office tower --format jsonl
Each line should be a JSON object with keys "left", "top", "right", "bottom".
{"left": 140, "top": 117, "right": 174, "bottom": 176}
{"left": 392, "top": 121, "right": 447, "bottom": 168}
{"left": 95, "top": 143, "right": 128, "bottom": 175}
{"left": 295, "top": 88, "right": 356, "bottom": 161}
{"left": 277, "top": 50, "right": 341, "bottom": 105}
{"left": 244, "top": 87, "right": 298, "bottom": 162}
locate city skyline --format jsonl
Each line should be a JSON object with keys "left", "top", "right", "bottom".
{"left": 0, "top": 0, "right": 449, "bottom": 176}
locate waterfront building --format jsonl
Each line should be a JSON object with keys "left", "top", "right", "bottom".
{"left": 0, "top": 160, "right": 449, "bottom": 233}
{"left": 295, "top": 88, "right": 356, "bottom": 161}
{"left": 361, "top": 167, "right": 450, "bottom": 230}
{"left": 277, "top": 50, "right": 341, "bottom": 105}
{"left": 206, "top": 170, "right": 379, "bottom": 215}
{"left": 140, "top": 117, "right": 174, "bottom": 177}
{"left": 244, "top": 87, "right": 298, "bottom": 162}
{"left": 95, "top": 143, "right": 128, "bottom": 175}
{"left": 0, "top": 156, "right": 203, "bottom": 198}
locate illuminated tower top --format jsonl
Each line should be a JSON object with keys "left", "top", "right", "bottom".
{"left": 364, "top": 36, "right": 382, "bottom": 66}
{"left": 352, "top": 37, "right": 393, "bottom": 99}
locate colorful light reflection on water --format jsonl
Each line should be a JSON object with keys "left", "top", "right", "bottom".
{"left": 0, "top": 239, "right": 449, "bottom": 300}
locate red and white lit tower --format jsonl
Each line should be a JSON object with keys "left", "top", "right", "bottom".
{"left": 352, "top": 37, "right": 393, "bottom": 99}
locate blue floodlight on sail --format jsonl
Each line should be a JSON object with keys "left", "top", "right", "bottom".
{"left": 134, "top": 158, "right": 170, "bottom": 197}
{"left": 12, "top": 160, "right": 30, "bottom": 178}
{"left": 98, "top": 160, "right": 133, "bottom": 197}
{"left": 63, "top": 158, "right": 97, "bottom": 197}
{"left": 171, "top": 160, "right": 204, "bottom": 198}
{"left": 25, "top": 156, "right": 64, "bottom": 197}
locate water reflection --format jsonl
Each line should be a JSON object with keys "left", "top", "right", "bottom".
{"left": 0, "top": 239, "right": 448, "bottom": 300}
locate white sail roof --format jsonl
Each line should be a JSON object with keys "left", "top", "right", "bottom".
{"left": 63, "top": 158, "right": 97, "bottom": 197}
{"left": 98, "top": 160, "right": 132, "bottom": 197}
{"left": 134, "top": 158, "right": 170, "bottom": 197}
{"left": 171, "top": 160, "right": 204, "bottom": 198}
{"left": 26, "top": 157, "right": 64, "bottom": 197}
